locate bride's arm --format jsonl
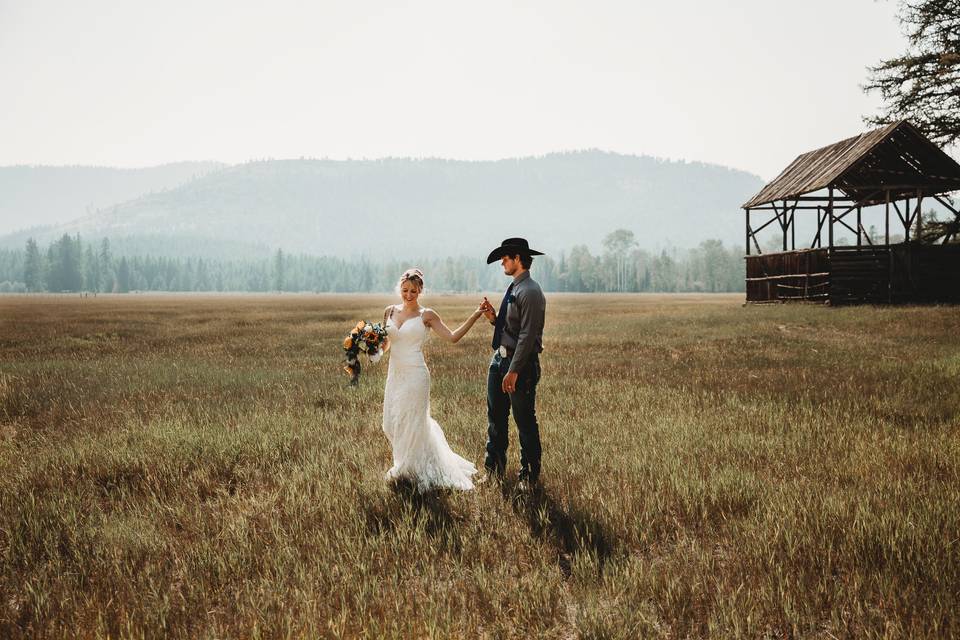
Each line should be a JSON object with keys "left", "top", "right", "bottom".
{"left": 382, "top": 305, "right": 393, "bottom": 352}
{"left": 422, "top": 306, "right": 484, "bottom": 344}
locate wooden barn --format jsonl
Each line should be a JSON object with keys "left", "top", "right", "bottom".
{"left": 742, "top": 121, "right": 960, "bottom": 304}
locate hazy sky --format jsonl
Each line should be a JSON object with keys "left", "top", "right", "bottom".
{"left": 0, "top": 0, "right": 908, "bottom": 179}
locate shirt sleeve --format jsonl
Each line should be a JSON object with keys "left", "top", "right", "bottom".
{"left": 508, "top": 285, "right": 545, "bottom": 374}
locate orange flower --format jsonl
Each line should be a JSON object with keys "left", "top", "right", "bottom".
{"left": 343, "top": 365, "right": 354, "bottom": 376}
{"left": 343, "top": 336, "right": 353, "bottom": 349}
{"left": 355, "top": 321, "right": 366, "bottom": 332}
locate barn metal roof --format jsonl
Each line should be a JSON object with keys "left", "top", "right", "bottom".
{"left": 743, "top": 121, "right": 960, "bottom": 208}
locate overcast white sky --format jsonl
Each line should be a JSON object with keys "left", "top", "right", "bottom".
{"left": 0, "top": 0, "right": 907, "bottom": 179}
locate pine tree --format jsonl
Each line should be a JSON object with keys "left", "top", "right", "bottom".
{"left": 273, "top": 249, "right": 285, "bottom": 292}
{"left": 195, "top": 258, "right": 211, "bottom": 291}
{"left": 45, "top": 234, "right": 83, "bottom": 292}
{"left": 99, "top": 238, "right": 113, "bottom": 293}
{"left": 44, "top": 245, "right": 56, "bottom": 291}
{"left": 23, "top": 238, "right": 43, "bottom": 292}
{"left": 83, "top": 245, "right": 100, "bottom": 293}
{"left": 865, "top": 0, "right": 960, "bottom": 145}
{"left": 60, "top": 234, "right": 83, "bottom": 292}
{"left": 653, "top": 250, "right": 678, "bottom": 292}
{"left": 116, "top": 257, "right": 130, "bottom": 293}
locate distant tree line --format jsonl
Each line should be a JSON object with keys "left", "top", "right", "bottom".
{"left": 0, "top": 230, "right": 745, "bottom": 294}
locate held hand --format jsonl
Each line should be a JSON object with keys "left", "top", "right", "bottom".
{"left": 501, "top": 371, "right": 518, "bottom": 394}
{"left": 481, "top": 297, "right": 496, "bottom": 322}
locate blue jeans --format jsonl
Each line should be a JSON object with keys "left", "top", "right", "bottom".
{"left": 485, "top": 352, "right": 541, "bottom": 480}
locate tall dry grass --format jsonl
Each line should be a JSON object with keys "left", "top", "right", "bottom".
{"left": 1, "top": 293, "right": 958, "bottom": 638}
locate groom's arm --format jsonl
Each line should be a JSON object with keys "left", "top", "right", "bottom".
{"left": 507, "top": 286, "right": 545, "bottom": 375}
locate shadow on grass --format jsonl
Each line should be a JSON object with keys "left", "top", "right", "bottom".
{"left": 363, "top": 479, "right": 463, "bottom": 550}
{"left": 502, "top": 478, "right": 620, "bottom": 579}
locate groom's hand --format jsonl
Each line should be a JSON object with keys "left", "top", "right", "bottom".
{"left": 502, "top": 371, "right": 518, "bottom": 394}
{"left": 481, "top": 297, "right": 496, "bottom": 322}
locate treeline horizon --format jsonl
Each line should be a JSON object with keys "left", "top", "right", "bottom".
{"left": 0, "top": 231, "right": 746, "bottom": 294}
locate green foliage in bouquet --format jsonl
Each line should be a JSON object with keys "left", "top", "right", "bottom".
{"left": 342, "top": 320, "right": 388, "bottom": 385}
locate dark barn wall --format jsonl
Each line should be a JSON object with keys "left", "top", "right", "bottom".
{"left": 745, "top": 244, "right": 960, "bottom": 304}
{"left": 745, "top": 249, "right": 829, "bottom": 302}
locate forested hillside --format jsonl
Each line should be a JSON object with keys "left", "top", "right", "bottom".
{"left": 0, "top": 152, "right": 763, "bottom": 257}
{"left": 0, "top": 162, "right": 225, "bottom": 235}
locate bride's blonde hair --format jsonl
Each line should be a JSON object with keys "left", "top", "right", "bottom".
{"left": 396, "top": 268, "right": 425, "bottom": 295}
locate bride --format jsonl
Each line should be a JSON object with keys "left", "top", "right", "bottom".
{"left": 380, "top": 268, "right": 483, "bottom": 491}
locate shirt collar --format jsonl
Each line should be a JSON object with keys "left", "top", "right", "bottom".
{"left": 512, "top": 270, "right": 531, "bottom": 285}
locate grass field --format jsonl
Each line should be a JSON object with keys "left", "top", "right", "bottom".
{"left": 1, "top": 292, "right": 958, "bottom": 638}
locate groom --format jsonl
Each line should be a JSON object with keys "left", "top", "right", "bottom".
{"left": 481, "top": 238, "right": 546, "bottom": 488}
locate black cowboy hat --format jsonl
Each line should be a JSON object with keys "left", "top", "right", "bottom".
{"left": 486, "top": 237, "right": 545, "bottom": 264}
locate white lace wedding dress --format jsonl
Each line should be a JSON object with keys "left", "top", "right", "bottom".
{"left": 382, "top": 309, "right": 477, "bottom": 491}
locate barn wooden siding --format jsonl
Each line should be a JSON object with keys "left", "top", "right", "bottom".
{"left": 746, "top": 245, "right": 960, "bottom": 304}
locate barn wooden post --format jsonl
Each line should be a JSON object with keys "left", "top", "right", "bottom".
{"left": 856, "top": 206, "right": 862, "bottom": 247}
{"left": 905, "top": 196, "right": 911, "bottom": 242}
{"left": 916, "top": 189, "right": 923, "bottom": 240}
{"left": 791, "top": 208, "right": 796, "bottom": 250}
{"left": 885, "top": 190, "right": 890, "bottom": 245}
{"left": 745, "top": 208, "right": 751, "bottom": 256}
{"left": 827, "top": 187, "right": 835, "bottom": 250}
{"left": 782, "top": 200, "right": 788, "bottom": 252}
{"left": 816, "top": 208, "right": 823, "bottom": 248}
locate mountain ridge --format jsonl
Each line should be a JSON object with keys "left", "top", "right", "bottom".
{"left": 0, "top": 161, "right": 227, "bottom": 236}
{"left": 0, "top": 151, "right": 764, "bottom": 257}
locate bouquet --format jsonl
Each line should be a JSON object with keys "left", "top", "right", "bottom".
{"left": 342, "top": 320, "right": 388, "bottom": 385}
